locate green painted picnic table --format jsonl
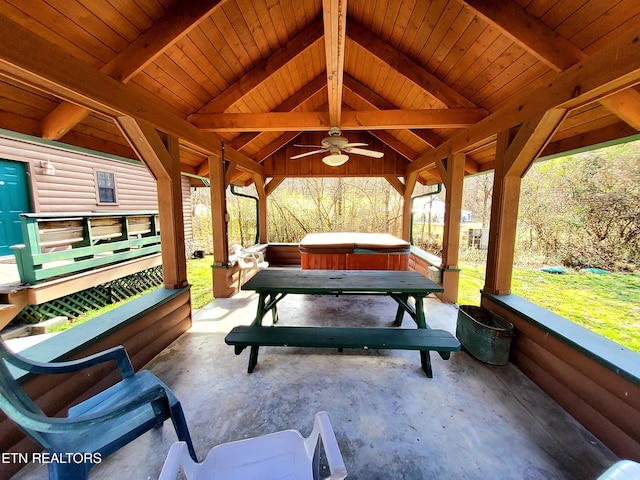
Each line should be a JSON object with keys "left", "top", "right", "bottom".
{"left": 225, "top": 269, "right": 460, "bottom": 378}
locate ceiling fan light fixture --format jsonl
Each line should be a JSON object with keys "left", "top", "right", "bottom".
{"left": 322, "top": 153, "right": 349, "bottom": 166}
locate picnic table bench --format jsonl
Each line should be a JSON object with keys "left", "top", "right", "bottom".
{"left": 225, "top": 269, "right": 460, "bottom": 378}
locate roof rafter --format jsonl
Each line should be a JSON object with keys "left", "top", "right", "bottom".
{"left": 347, "top": 20, "right": 482, "bottom": 110}
{"left": 0, "top": 12, "right": 262, "bottom": 176}
{"left": 227, "top": 74, "right": 326, "bottom": 151}
{"left": 408, "top": 25, "right": 640, "bottom": 175}
{"left": 40, "top": 0, "right": 226, "bottom": 140}
{"left": 344, "top": 74, "right": 443, "bottom": 148}
{"left": 462, "top": 0, "right": 640, "bottom": 130}
{"left": 197, "top": 18, "right": 324, "bottom": 115}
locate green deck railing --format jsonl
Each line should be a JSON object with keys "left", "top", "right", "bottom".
{"left": 11, "top": 212, "right": 161, "bottom": 284}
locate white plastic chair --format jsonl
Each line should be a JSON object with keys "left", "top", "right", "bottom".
{"left": 158, "top": 411, "right": 347, "bottom": 480}
{"left": 231, "top": 244, "right": 269, "bottom": 289}
{"left": 597, "top": 460, "right": 640, "bottom": 479}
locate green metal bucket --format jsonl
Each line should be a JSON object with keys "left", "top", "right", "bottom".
{"left": 456, "top": 305, "right": 514, "bottom": 365}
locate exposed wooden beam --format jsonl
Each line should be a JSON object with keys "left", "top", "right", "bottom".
{"left": 41, "top": 0, "right": 226, "bottom": 140}
{"left": 189, "top": 108, "right": 485, "bottom": 132}
{"left": 341, "top": 109, "right": 485, "bottom": 130}
{"left": 599, "top": 92, "right": 640, "bottom": 131}
{"left": 116, "top": 117, "right": 187, "bottom": 289}
{"left": 265, "top": 176, "right": 286, "bottom": 196}
{"left": 227, "top": 74, "right": 326, "bottom": 151}
{"left": 367, "top": 130, "right": 418, "bottom": 161}
{"left": 384, "top": 175, "right": 405, "bottom": 196}
{"left": 462, "top": 0, "right": 640, "bottom": 131}
{"left": 254, "top": 132, "right": 301, "bottom": 163}
{"left": 502, "top": 109, "right": 568, "bottom": 177}
{"left": 407, "top": 26, "right": 640, "bottom": 175}
{"left": 0, "top": 13, "right": 263, "bottom": 177}
{"left": 197, "top": 19, "right": 324, "bottom": 114}
{"left": 347, "top": 21, "right": 481, "bottom": 110}
{"left": 323, "top": 0, "right": 347, "bottom": 127}
{"left": 343, "top": 74, "right": 442, "bottom": 148}
{"left": 461, "top": 0, "right": 582, "bottom": 72}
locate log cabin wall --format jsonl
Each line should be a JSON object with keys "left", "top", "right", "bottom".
{"left": 0, "top": 287, "right": 191, "bottom": 479}
{"left": 482, "top": 294, "right": 640, "bottom": 460}
{"left": 0, "top": 132, "right": 193, "bottom": 243}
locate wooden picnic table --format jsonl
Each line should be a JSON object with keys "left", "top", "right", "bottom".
{"left": 225, "top": 269, "right": 460, "bottom": 378}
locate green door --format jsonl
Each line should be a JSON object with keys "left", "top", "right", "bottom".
{"left": 0, "top": 159, "right": 31, "bottom": 256}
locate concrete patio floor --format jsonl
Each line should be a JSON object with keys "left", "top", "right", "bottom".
{"left": 13, "top": 287, "right": 619, "bottom": 479}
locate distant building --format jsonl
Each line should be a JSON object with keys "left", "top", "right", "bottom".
{"left": 0, "top": 131, "right": 192, "bottom": 256}
{"left": 412, "top": 198, "right": 472, "bottom": 225}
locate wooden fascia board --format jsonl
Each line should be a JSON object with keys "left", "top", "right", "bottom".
{"left": 188, "top": 108, "right": 485, "bottom": 131}
{"left": 41, "top": 0, "right": 225, "bottom": 140}
{"left": 0, "top": 13, "right": 263, "bottom": 177}
{"left": 347, "top": 20, "right": 481, "bottom": 110}
{"left": 408, "top": 27, "right": 640, "bottom": 175}
{"left": 323, "top": 0, "right": 347, "bottom": 127}
{"left": 540, "top": 121, "right": 638, "bottom": 160}
{"left": 197, "top": 19, "right": 324, "bottom": 114}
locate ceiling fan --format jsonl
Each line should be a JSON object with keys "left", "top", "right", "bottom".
{"left": 291, "top": 127, "right": 384, "bottom": 166}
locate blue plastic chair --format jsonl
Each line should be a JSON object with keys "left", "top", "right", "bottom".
{"left": 0, "top": 340, "right": 197, "bottom": 479}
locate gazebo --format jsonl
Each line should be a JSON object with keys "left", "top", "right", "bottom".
{"left": 0, "top": 1, "right": 638, "bottom": 476}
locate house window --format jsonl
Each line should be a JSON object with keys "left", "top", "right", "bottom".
{"left": 96, "top": 170, "right": 117, "bottom": 204}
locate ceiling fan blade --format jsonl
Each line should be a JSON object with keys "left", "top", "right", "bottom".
{"left": 343, "top": 147, "right": 384, "bottom": 158}
{"left": 294, "top": 144, "right": 324, "bottom": 148}
{"left": 291, "top": 149, "right": 327, "bottom": 159}
{"left": 341, "top": 142, "right": 368, "bottom": 148}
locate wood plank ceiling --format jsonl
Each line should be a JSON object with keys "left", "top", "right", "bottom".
{"left": 0, "top": 0, "right": 638, "bottom": 187}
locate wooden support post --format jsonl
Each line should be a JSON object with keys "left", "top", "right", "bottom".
{"left": 436, "top": 153, "right": 465, "bottom": 303}
{"left": 402, "top": 173, "right": 418, "bottom": 241}
{"left": 484, "top": 109, "right": 567, "bottom": 295}
{"left": 116, "top": 117, "right": 188, "bottom": 289}
{"left": 253, "top": 173, "right": 268, "bottom": 244}
{"left": 484, "top": 131, "right": 522, "bottom": 295}
{"left": 210, "top": 154, "right": 234, "bottom": 298}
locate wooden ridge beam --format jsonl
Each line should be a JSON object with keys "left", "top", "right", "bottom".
{"left": 41, "top": 0, "right": 226, "bottom": 140}
{"left": 323, "top": 0, "right": 347, "bottom": 127}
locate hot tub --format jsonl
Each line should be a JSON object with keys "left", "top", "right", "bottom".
{"left": 299, "top": 232, "right": 410, "bottom": 270}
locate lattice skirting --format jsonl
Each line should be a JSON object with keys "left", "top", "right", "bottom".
{"left": 15, "top": 266, "right": 164, "bottom": 325}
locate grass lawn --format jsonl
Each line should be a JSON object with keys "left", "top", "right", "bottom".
{"left": 457, "top": 262, "right": 640, "bottom": 352}
{"left": 47, "top": 257, "right": 638, "bottom": 354}
{"left": 187, "top": 256, "right": 214, "bottom": 309}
